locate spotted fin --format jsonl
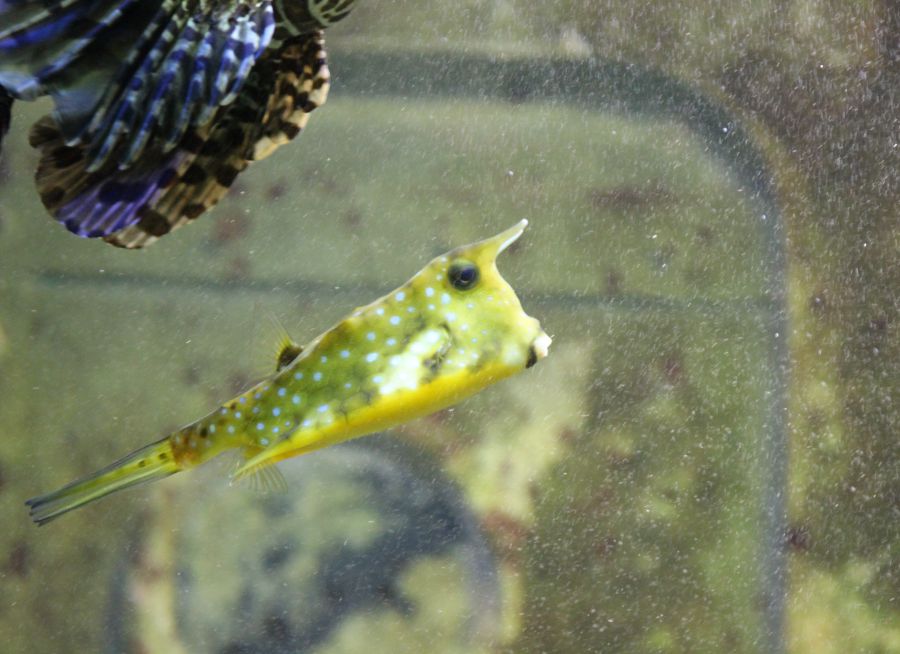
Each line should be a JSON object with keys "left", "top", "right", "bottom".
{"left": 29, "top": 116, "right": 198, "bottom": 238}
{"left": 28, "top": 32, "right": 330, "bottom": 247}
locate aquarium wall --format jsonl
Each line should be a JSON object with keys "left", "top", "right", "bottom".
{"left": 0, "top": 2, "right": 897, "bottom": 653}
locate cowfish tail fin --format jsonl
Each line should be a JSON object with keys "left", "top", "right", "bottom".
{"left": 26, "top": 437, "right": 179, "bottom": 525}
{"left": 0, "top": 87, "right": 12, "bottom": 155}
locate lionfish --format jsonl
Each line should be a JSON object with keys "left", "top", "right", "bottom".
{"left": 0, "top": 0, "right": 357, "bottom": 247}
{"left": 26, "top": 220, "right": 552, "bottom": 524}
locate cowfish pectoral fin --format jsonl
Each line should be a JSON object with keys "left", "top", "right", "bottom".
{"left": 228, "top": 449, "right": 288, "bottom": 495}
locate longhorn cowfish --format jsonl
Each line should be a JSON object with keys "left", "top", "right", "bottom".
{"left": 27, "top": 221, "right": 552, "bottom": 524}
{"left": 0, "top": 0, "right": 357, "bottom": 248}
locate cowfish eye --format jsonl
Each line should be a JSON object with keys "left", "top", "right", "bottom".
{"left": 448, "top": 260, "right": 480, "bottom": 291}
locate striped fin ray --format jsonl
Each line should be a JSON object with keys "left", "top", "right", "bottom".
{"left": 86, "top": 1, "right": 198, "bottom": 169}
{"left": 250, "top": 31, "right": 329, "bottom": 161}
{"left": 75, "top": 0, "right": 181, "bottom": 145}
{"left": 0, "top": 0, "right": 143, "bottom": 100}
{"left": 80, "top": 1, "right": 275, "bottom": 171}
{"left": 122, "top": 2, "right": 276, "bottom": 166}
{"left": 106, "top": 32, "right": 331, "bottom": 248}
{"left": 1, "top": 0, "right": 276, "bottom": 173}
{"left": 29, "top": 116, "right": 199, "bottom": 237}
{"left": 0, "top": 0, "right": 96, "bottom": 45}
{"left": 29, "top": 32, "right": 331, "bottom": 247}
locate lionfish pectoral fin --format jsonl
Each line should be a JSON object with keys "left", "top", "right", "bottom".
{"left": 29, "top": 115, "right": 189, "bottom": 241}
{"left": 105, "top": 33, "right": 332, "bottom": 248}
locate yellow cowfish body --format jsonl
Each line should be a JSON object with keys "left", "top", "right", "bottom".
{"left": 27, "top": 220, "right": 551, "bottom": 524}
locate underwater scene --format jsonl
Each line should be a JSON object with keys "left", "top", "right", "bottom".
{"left": 0, "top": 2, "right": 897, "bottom": 653}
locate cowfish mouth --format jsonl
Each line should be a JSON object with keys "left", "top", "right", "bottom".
{"left": 529, "top": 330, "right": 552, "bottom": 367}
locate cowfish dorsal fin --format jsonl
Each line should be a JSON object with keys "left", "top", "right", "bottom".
{"left": 276, "top": 341, "right": 304, "bottom": 373}
{"left": 265, "top": 310, "right": 303, "bottom": 372}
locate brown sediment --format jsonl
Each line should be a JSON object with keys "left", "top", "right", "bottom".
{"left": 5, "top": 541, "right": 29, "bottom": 577}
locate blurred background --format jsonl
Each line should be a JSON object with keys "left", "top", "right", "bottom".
{"left": 0, "top": 2, "right": 896, "bottom": 653}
